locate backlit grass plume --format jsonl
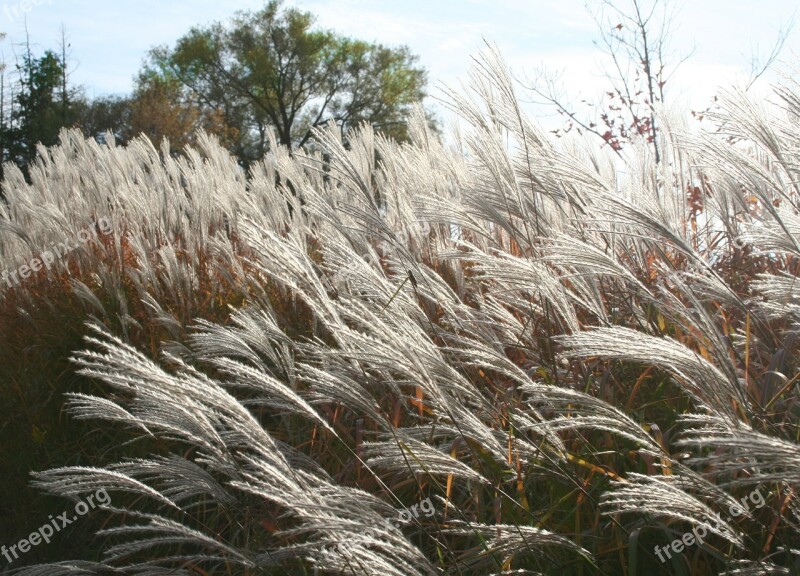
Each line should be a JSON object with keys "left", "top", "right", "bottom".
{"left": 2, "top": 47, "right": 800, "bottom": 575}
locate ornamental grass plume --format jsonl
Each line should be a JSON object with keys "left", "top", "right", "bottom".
{"left": 2, "top": 47, "right": 800, "bottom": 575}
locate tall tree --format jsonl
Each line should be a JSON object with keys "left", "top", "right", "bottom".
{"left": 4, "top": 48, "right": 68, "bottom": 168}
{"left": 143, "top": 0, "right": 428, "bottom": 165}
{"left": 128, "top": 72, "right": 232, "bottom": 153}
{"left": 71, "top": 94, "right": 132, "bottom": 145}
{"left": 0, "top": 27, "right": 84, "bottom": 180}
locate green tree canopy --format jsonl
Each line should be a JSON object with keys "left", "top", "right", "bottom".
{"left": 71, "top": 94, "right": 132, "bottom": 145}
{"left": 143, "top": 0, "right": 429, "bottom": 165}
{"left": 2, "top": 49, "right": 72, "bottom": 171}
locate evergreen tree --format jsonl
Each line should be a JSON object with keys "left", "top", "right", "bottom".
{"left": 4, "top": 49, "right": 68, "bottom": 169}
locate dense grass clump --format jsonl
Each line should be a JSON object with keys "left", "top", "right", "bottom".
{"left": 2, "top": 50, "right": 800, "bottom": 575}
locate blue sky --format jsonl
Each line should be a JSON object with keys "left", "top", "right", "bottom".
{"left": 1, "top": 0, "right": 798, "bottom": 127}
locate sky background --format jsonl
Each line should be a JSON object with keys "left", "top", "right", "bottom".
{"left": 1, "top": 0, "right": 798, "bottom": 129}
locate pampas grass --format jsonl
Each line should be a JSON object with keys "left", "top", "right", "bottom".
{"left": 2, "top": 47, "right": 800, "bottom": 574}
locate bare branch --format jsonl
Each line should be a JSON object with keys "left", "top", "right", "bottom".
{"left": 745, "top": 14, "right": 795, "bottom": 91}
